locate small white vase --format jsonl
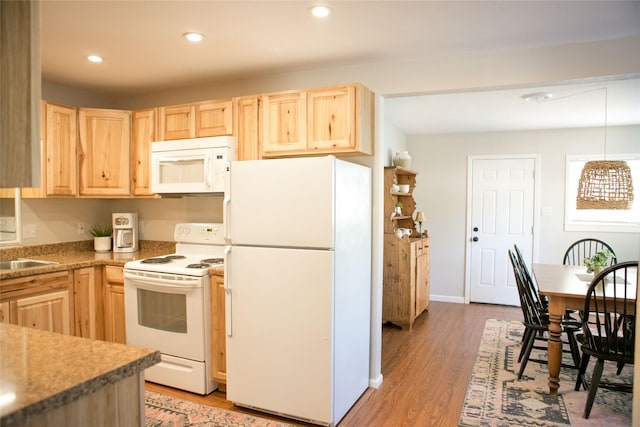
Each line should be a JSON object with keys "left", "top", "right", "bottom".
{"left": 94, "top": 236, "right": 112, "bottom": 252}
{"left": 392, "top": 151, "right": 412, "bottom": 168}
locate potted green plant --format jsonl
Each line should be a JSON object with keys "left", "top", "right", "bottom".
{"left": 583, "top": 248, "right": 614, "bottom": 275}
{"left": 90, "top": 224, "right": 113, "bottom": 252}
{"left": 393, "top": 202, "right": 403, "bottom": 217}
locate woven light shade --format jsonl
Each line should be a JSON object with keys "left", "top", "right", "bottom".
{"left": 576, "top": 160, "right": 634, "bottom": 209}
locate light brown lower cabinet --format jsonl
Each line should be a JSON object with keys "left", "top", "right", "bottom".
{"left": 382, "top": 236, "right": 430, "bottom": 330}
{"left": 210, "top": 273, "right": 226, "bottom": 388}
{"left": 103, "top": 265, "right": 126, "bottom": 344}
{"left": 0, "top": 271, "right": 74, "bottom": 335}
{"left": 0, "top": 301, "right": 9, "bottom": 323}
{"left": 73, "top": 266, "right": 104, "bottom": 340}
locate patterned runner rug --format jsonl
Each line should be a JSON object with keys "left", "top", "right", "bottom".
{"left": 459, "top": 319, "right": 632, "bottom": 427}
{"left": 145, "top": 391, "right": 295, "bottom": 427}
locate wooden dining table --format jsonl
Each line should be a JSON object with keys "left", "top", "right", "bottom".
{"left": 532, "top": 263, "right": 637, "bottom": 396}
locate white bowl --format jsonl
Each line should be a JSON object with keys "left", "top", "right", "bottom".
{"left": 398, "top": 184, "right": 410, "bottom": 193}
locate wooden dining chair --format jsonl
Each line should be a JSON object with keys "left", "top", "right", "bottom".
{"left": 513, "top": 244, "right": 547, "bottom": 312}
{"left": 508, "top": 250, "right": 581, "bottom": 379}
{"left": 562, "top": 238, "right": 617, "bottom": 322}
{"left": 563, "top": 238, "right": 617, "bottom": 267}
{"left": 574, "top": 261, "right": 637, "bottom": 419}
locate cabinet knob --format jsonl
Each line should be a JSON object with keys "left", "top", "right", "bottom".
{"left": 473, "top": 227, "right": 479, "bottom": 232}
{"left": 472, "top": 236, "right": 479, "bottom": 242}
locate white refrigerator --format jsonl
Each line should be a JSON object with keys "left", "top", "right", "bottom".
{"left": 224, "top": 156, "right": 371, "bottom": 426}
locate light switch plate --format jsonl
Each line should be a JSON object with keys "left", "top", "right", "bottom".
{"left": 23, "top": 223, "right": 37, "bottom": 238}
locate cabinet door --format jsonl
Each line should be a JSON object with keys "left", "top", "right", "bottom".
{"left": 74, "top": 266, "right": 98, "bottom": 339}
{"left": 158, "top": 105, "right": 195, "bottom": 140}
{"left": 131, "top": 108, "right": 157, "bottom": 197}
{"left": 196, "top": 99, "right": 233, "bottom": 137}
{"left": 307, "top": 84, "right": 355, "bottom": 151}
{"left": 210, "top": 275, "right": 226, "bottom": 384}
{"left": 78, "top": 108, "right": 131, "bottom": 196}
{"left": 104, "top": 266, "right": 126, "bottom": 344}
{"left": 261, "top": 91, "right": 306, "bottom": 155}
{"left": 0, "top": 301, "right": 9, "bottom": 323}
{"left": 46, "top": 102, "right": 78, "bottom": 196}
{"left": 233, "top": 96, "right": 261, "bottom": 161}
{"left": 415, "top": 239, "right": 430, "bottom": 316}
{"left": 13, "top": 290, "right": 71, "bottom": 335}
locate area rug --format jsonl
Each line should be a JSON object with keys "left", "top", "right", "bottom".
{"left": 459, "top": 319, "right": 632, "bottom": 427}
{"left": 145, "top": 391, "right": 295, "bottom": 427}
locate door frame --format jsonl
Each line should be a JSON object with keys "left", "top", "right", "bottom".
{"left": 464, "top": 154, "right": 542, "bottom": 304}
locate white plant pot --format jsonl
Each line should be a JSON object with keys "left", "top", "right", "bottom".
{"left": 94, "top": 236, "right": 112, "bottom": 252}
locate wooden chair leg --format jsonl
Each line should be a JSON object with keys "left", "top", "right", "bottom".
{"left": 574, "top": 353, "right": 590, "bottom": 391}
{"left": 583, "top": 358, "right": 605, "bottom": 419}
{"left": 566, "top": 332, "right": 581, "bottom": 367}
{"left": 518, "top": 328, "right": 537, "bottom": 379}
{"left": 518, "top": 328, "right": 533, "bottom": 362}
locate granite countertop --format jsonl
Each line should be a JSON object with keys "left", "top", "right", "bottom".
{"left": 0, "top": 240, "right": 224, "bottom": 281}
{"left": 0, "top": 323, "right": 160, "bottom": 426}
{"left": 0, "top": 241, "right": 174, "bottom": 280}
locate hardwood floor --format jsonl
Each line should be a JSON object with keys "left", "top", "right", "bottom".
{"left": 145, "top": 301, "right": 521, "bottom": 426}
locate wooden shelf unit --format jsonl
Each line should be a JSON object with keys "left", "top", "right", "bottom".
{"left": 383, "top": 166, "right": 430, "bottom": 330}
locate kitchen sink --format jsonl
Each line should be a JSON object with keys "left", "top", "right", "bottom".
{"left": 0, "top": 259, "right": 59, "bottom": 270}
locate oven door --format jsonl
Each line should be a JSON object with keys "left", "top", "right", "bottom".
{"left": 124, "top": 270, "right": 209, "bottom": 361}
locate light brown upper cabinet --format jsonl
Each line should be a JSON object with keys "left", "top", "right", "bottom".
{"left": 131, "top": 108, "right": 158, "bottom": 197}
{"left": 158, "top": 99, "right": 233, "bottom": 141}
{"left": 46, "top": 102, "right": 78, "bottom": 197}
{"left": 78, "top": 108, "right": 131, "bottom": 197}
{"left": 17, "top": 101, "right": 77, "bottom": 198}
{"left": 261, "top": 90, "right": 307, "bottom": 155}
{"left": 261, "top": 83, "right": 373, "bottom": 158}
{"left": 233, "top": 95, "right": 261, "bottom": 161}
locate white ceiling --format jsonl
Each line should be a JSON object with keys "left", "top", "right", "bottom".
{"left": 40, "top": 1, "right": 640, "bottom": 134}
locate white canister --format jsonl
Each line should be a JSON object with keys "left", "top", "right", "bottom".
{"left": 392, "top": 151, "right": 412, "bottom": 168}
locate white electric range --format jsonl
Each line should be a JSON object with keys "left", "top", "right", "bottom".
{"left": 123, "top": 222, "right": 225, "bottom": 395}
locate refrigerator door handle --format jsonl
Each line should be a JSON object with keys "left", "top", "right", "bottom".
{"left": 223, "top": 164, "right": 231, "bottom": 244}
{"left": 224, "top": 245, "right": 232, "bottom": 336}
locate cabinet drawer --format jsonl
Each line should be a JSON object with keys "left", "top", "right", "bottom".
{"left": 104, "top": 266, "right": 124, "bottom": 284}
{"left": 0, "top": 270, "right": 72, "bottom": 299}
{"left": 412, "top": 238, "right": 429, "bottom": 256}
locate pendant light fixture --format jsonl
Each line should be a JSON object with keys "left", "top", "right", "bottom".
{"left": 575, "top": 87, "right": 634, "bottom": 210}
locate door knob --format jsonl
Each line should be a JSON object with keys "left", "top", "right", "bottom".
{"left": 472, "top": 236, "right": 479, "bottom": 242}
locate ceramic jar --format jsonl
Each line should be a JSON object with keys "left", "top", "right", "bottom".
{"left": 392, "top": 151, "right": 412, "bottom": 168}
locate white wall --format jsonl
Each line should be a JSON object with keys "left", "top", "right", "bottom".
{"left": 408, "top": 125, "right": 640, "bottom": 301}
{"left": 382, "top": 121, "right": 408, "bottom": 167}
{"left": 19, "top": 196, "right": 224, "bottom": 245}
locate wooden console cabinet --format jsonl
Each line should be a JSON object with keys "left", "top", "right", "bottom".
{"left": 382, "top": 166, "right": 430, "bottom": 330}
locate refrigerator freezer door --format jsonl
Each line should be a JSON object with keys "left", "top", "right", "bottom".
{"left": 226, "top": 245, "right": 334, "bottom": 424}
{"left": 228, "top": 157, "right": 335, "bottom": 249}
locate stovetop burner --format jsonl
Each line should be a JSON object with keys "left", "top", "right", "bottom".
{"left": 165, "top": 255, "right": 186, "bottom": 260}
{"left": 141, "top": 257, "right": 173, "bottom": 264}
{"left": 186, "top": 263, "right": 212, "bottom": 269}
{"left": 201, "top": 258, "right": 223, "bottom": 265}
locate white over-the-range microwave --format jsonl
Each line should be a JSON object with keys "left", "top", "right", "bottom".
{"left": 151, "top": 136, "right": 236, "bottom": 196}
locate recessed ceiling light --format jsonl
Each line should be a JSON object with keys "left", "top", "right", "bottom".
{"left": 183, "top": 32, "right": 205, "bottom": 42}
{"left": 521, "top": 92, "right": 553, "bottom": 102}
{"left": 87, "top": 55, "right": 103, "bottom": 63}
{"left": 310, "top": 5, "right": 331, "bottom": 18}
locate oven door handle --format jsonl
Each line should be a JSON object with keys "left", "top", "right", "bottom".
{"left": 124, "top": 272, "right": 201, "bottom": 289}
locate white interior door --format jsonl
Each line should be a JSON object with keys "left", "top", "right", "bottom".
{"left": 468, "top": 157, "right": 535, "bottom": 306}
